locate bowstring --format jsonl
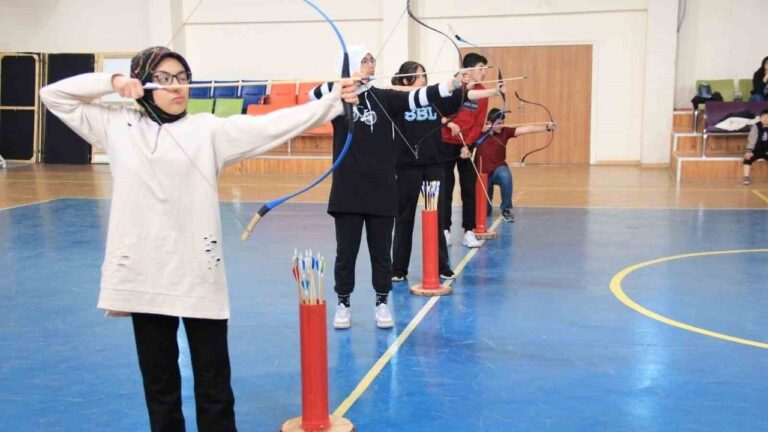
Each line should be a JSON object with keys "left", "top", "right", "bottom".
{"left": 136, "top": 0, "right": 252, "bottom": 231}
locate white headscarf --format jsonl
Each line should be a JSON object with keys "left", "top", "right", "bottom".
{"left": 345, "top": 45, "right": 371, "bottom": 76}
{"left": 341, "top": 45, "right": 374, "bottom": 94}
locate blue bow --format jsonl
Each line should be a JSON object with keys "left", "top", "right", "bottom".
{"left": 240, "top": 0, "right": 355, "bottom": 240}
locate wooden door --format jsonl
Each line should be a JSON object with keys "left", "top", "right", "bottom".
{"left": 460, "top": 44, "right": 592, "bottom": 165}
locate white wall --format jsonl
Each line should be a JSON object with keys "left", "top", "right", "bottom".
{"left": 179, "top": 0, "right": 383, "bottom": 81}
{"left": 675, "top": 0, "right": 768, "bottom": 107}
{"left": 642, "top": 0, "right": 679, "bottom": 164}
{"left": 0, "top": 0, "right": 151, "bottom": 53}
{"left": 1, "top": 0, "right": 701, "bottom": 165}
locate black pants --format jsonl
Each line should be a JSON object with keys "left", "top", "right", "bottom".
{"left": 333, "top": 213, "right": 394, "bottom": 296}
{"left": 743, "top": 153, "right": 768, "bottom": 165}
{"left": 443, "top": 146, "right": 477, "bottom": 231}
{"left": 690, "top": 92, "right": 723, "bottom": 110}
{"left": 131, "top": 313, "right": 237, "bottom": 432}
{"left": 393, "top": 164, "right": 451, "bottom": 276}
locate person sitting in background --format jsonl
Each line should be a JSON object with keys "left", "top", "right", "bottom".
{"left": 750, "top": 56, "right": 768, "bottom": 102}
{"left": 742, "top": 109, "right": 768, "bottom": 185}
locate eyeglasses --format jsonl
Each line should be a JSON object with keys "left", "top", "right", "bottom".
{"left": 361, "top": 57, "right": 377, "bottom": 66}
{"left": 151, "top": 70, "right": 191, "bottom": 85}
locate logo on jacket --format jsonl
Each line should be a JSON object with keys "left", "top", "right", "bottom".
{"left": 353, "top": 105, "right": 378, "bottom": 126}
{"left": 404, "top": 107, "right": 438, "bottom": 122}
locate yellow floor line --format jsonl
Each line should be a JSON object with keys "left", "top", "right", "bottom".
{"left": 332, "top": 216, "right": 503, "bottom": 417}
{"left": 751, "top": 190, "right": 768, "bottom": 205}
{"left": 610, "top": 249, "right": 768, "bottom": 349}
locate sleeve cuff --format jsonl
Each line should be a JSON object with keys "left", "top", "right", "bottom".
{"left": 438, "top": 81, "right": 452, "bottom": 97}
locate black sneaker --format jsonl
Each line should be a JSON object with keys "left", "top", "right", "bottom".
{"left": 440, "top": 270, "right": 456, "bottom": 280}
{"left": 391, "top": 274, "right": 407, "bottom": 282}
{"left": 502, "top": 209, "right": 515, "bottom": 222}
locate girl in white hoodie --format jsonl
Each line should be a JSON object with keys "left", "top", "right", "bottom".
{"left": 40, "top": 46, "right": 358, "bottom": 432}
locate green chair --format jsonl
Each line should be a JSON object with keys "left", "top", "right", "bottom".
{"left": 213, "top": 98, "right": 244, "bottom": 117}
{"left": 187, "top": 98, "right": 214, "bottom": 115}
{"left": 692, "top": 79, "right": 736, "bottom": 131}
{"left": 738, "top": 79, "right": 753, "bottom": 101}
{"left": 694, "top": 79, "right": 735, "bottom": 102}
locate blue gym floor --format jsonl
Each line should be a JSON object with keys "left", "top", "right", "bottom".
{"left": 1, "top": 199, "right": 767, "bottom": 431}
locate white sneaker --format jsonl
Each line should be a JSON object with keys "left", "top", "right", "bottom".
{"left": 333, "top": 304, "right": 351, "bottom": 329}
{"left": 462, "top": 230, "right": 482, "bottom": 248}
{"left": 444, "top": 230, "right": 452, "bottom": 246}
{"left": 375, "top": 303, "right": 394, "bottom": 329}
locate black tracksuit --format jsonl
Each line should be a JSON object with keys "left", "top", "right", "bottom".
{"left": 745, "top": 123, "right": 768, "bottom": 165}
{"left": 392, "top": 89, "right": 464, "bottom": 277}
{"left": 311, "top": 82, "right": 453, "bottom": 298}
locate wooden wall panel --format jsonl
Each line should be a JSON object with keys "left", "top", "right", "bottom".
{"left": 263, "top": 143, "right": 289, "bottom": 155}
{"left": 291, "top": 136, "right": 332, "bottom": 154}
{"left": 705, "top": 135, "right": 748, "bottom": 155}
{"left": 672, "top": 134, "right": 748, "bottom": 158}
{"left": 462, "top": 44, "right": 592, "bottom": 165}
{"left": 673, "top": 111, "right": 693, "bottom": 132}
{"left": 677, "top": 158, "right": 768, "bottom": 181}
{"left": 676, "top": 135, "right": 701, "bottom": 155}
{"left": 223, "top": 157, "right": 331, "bottom": 176}
{"left": 679, "top": 159, "right": 741, "bottom": 181}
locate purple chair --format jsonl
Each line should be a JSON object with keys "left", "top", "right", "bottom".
{"left": 701, "top": 101, "right": 768, "bottom": 156}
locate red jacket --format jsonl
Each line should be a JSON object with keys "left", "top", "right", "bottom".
{"left": 476, "top": 127, "right": 516, "bottom": 174}
{"left": 441, "top": 83, "right": 488, "bottom": 146}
